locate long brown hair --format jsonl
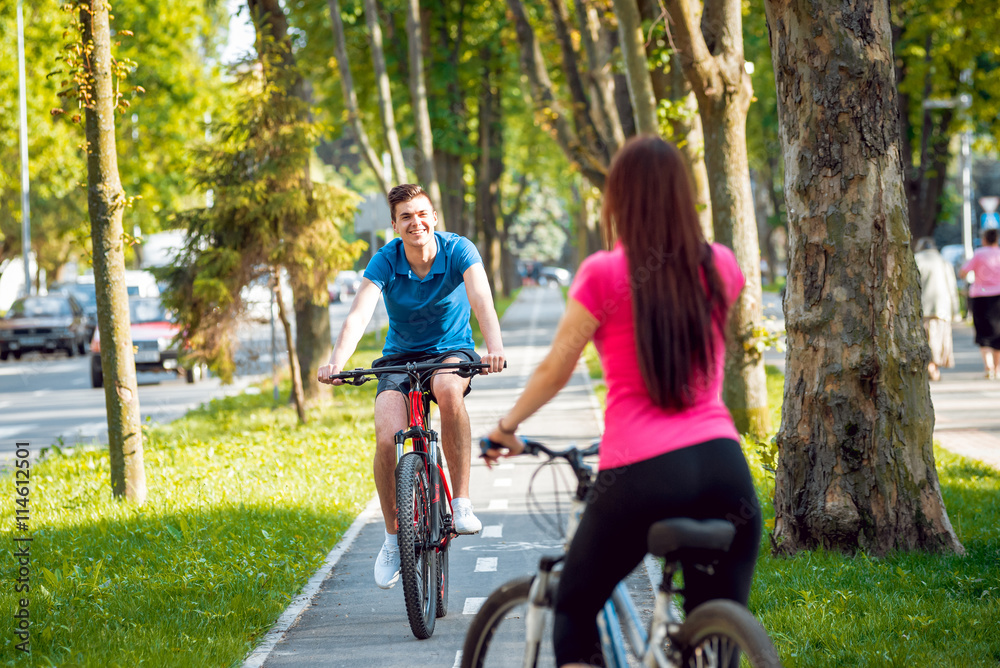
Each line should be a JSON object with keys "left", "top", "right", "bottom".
{"left": 601, "top": 135, "right": 727, "bottom": 410}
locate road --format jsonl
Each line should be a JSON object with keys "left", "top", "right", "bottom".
{"left": 0, "top": 297, "right": 387, "bottom": 458}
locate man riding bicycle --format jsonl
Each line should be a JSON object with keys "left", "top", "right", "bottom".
{"left": 318, "top": 184, "right": 506, "bottom": 590}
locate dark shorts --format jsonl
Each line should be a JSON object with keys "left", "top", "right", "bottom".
{"left": 970, "top": 294, "right": 1000, "bottom": 349}
{"left": 371, "top": 348, "right": 481, "bottom": 401}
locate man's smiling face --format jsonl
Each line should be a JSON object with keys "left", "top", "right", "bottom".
{"left": 392, "top": 194, "right": 437, "bottom": 250}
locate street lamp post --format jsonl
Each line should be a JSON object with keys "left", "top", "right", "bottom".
{"left": 17, "top": 0, "right": 32, "bottom": 295}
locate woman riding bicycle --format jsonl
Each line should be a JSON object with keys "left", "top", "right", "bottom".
{"left": 483, "top": 135, "right": 762, "bottom": 668}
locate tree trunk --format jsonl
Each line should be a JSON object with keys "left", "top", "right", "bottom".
{"left": 404, "top": 0, "right": 444, "bottom": 222}
{"left": 614, "top": 0, "right": 658, "bottom": 134}
{"left": 669, "top": 53, "right": 713, "bottom": 241}
{"left": 326, "top": 0, "right": 388, "bottom": 196}
{"left": 362, "top": 0, "right": 407, "bottom": 185}
{"left": 475, "top": 44, "right": 505, "bottom": 296}
{"left": 81, "top": 0, "right": 146, "bottom": 504}
{"left": 764, "top": 0, "right": 963, "bottom": 555}
{"left": 664, "top": 0, "right": 770, "bottom": 438}
{"left": 276, "top": 270, "right": 307, "bottom": 424}
{"left": 575, "top": 0, "right": 625, "bottom": 156}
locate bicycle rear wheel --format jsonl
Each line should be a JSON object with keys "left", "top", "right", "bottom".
{"left": 397, "top": 452, "right": 437, "bottom": 639}
{"left": 461, "top": 576, "right": 556, "bottom": 668}
{"left": 675, "top": 599, "right": 781, "bottom": 668}
{"left": 435, "top": 479, "right": 449, "bottom": 618}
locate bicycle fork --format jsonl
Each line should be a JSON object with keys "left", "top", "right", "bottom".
{"left": 522, "top": 556, "right": 561, "bottom": 665}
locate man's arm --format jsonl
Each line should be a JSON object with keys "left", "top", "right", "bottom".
{"left": 318, "top": 278, "right": 382, "bottom": 384}
{"left": 463, "top": 263, "right": 505, "bottom": 374}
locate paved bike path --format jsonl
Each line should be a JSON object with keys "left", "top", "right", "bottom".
{"left": 251, "top": 286, "right": 609, "bottom": 667}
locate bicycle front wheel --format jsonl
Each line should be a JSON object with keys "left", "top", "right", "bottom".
{"left": 461, "top": 576, "right": 557, "bottom": 668}
{"left": 675, "top": 599, "right": 781, "bottom": 668}
{"left": 397, "top": 452, "right": 437, "bottom": 639}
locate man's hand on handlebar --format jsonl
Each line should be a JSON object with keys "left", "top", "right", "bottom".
{"left": 317, "top": 363, "right": 344, "bottom": 386}
{"left": 480, "top": 351, "right": 506, "bottom": 375}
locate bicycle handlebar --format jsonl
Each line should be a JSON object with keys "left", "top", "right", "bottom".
{"left": 330, "top": 360, "right": 505, "bottom": 386}
{"left": 479, "top": 437, "right": 600, "bottom": 475}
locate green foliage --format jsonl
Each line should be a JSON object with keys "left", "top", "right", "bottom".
{"left": 158, "top": 49, "right": 365, "bottom": 380}
{"left": 0, "top": 344, "right": 381, "bottom": 665}
{"left": 0, "top": 0, "right": 230, "bottom": 281}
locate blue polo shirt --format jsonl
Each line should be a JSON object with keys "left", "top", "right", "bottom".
{"left": 364, "top": 231, "right": 482, "bottom": 355}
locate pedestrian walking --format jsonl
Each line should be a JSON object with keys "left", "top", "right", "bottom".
{"left": 959, "top": 228, "right": 1000, "bottom": 378}
{"left": 914, "top": 237, "right": 959, "bottom": 381}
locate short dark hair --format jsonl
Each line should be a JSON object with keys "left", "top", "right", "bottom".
{"left": 387, "top": 184, "right": 430, "bottom": 221}
{"left": 984, "top": 228, "right": 999, "bottom": 245}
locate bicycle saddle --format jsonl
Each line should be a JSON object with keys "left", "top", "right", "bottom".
{"left": 646, "top": 518, "right": 736, "bottom": 558}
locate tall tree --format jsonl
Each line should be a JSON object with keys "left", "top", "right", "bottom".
{"left": 362, "top": 0, "right": 408, "bottom": 186}
{"left": 663, "top": 0, "right": 770, "bottom": 437}
{"left": 69, "top": 0, "right": 147, "bottom": 503}
{"left": 327, "top": 0, "right": 389, "bottom": 196}
{"left": 248, "top": 0, "right": 342, "bottom": 404}
{"left": 764, "top": 0, "right": 963, "bottom": 555}
{"left": 404, "top": 0, "right": 443, "bottom": 217}
{"left": 613, "top": 0, "right": 658, "bottom": 134}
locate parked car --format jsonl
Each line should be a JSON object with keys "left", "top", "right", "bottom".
{"left": 329, "top": 270, "right": 361, "bottom": 303}
{"left": 241, "top": 269, "right": 294, "bottom": 322}
{"left": 538, "top": 266, "right": 572, "bottom": 287}
{"left": 55, "top": 281, "right": 98, "bottom": 341}
{"left": 90, "top": 297, "right": 204, "bottom": 387}
{"left": 75, "top": 269, "right": 160, "bottom": 298}
{"left": 0, "top": 294, "right": 89, "bottom": 360}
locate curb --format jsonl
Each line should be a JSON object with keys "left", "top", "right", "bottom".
{"left": 240, "top": 496, "right": 381, "bottom": 668}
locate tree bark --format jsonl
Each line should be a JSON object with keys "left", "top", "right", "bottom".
{"left": 362, "top": 0, "right": 407, "bottom": 185}
{"left": 613, "top": 0, "right": 659, "bottom": 134}
{"left": 404, "top": 0, "right": 444, "bottom": 223}
{"left": 475, "top": 44, "right": 505, "bottom": 296}
{"left": 663, "top": 0, "right": 770, "bottom": 437}
{"left": 82, "top": 0, "right": 146, "bottom": 504}
{"left": 327, "top": 0, "right": 388, "bottom": 196}
{"left": 764, "top": 0, "right": 963, "bottom": 555}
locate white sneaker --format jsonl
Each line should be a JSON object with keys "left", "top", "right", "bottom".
{"left": 452, "top": 500, "right": 482, "bottom": 535}
{"left": 374, "top": 540, "right": 400, "bottom": 589}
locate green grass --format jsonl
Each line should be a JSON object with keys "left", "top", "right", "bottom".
{"left": 0, "top": 340, "right": 384, "bottom": 667}
{"left": 762, "top": 276, "right": 786, "bottom": 294}
{"left": 748, "top": 445, "right": 1000, "bottom": 666}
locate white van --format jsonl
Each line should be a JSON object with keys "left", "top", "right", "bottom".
{"left": 76, "top": 270, "right": 160, "bottom": 298}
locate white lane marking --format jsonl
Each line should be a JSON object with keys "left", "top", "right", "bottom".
{"left": 32, "top": 390, "right": 49, "bottom": 398}
{"left": 463, "top": 597, "right": 486, "bottom": 615}
{"left": 0, "top": 401, "right": 10, "bottom": 410}
{"left": 488, "top": 499, "right": 508, "bottom": 510}
{"left": 0, "top": 425, "right": 36, "bottom": 440}
{"left": 452, "top": 651, "right": 463, "bottom": 668}
{"left": 475, "top": 557, "right": 498, "bottom": 572}
{"left": 493, "top": 478, "right": 512, "bottom": 487}
{"left": 481, "top": 524, "right": 503, "bottom": 538}
{"left": 497, "top": 462, "right": 515, "bottom": 469}
{"left": 74, "top": 422, "right": 108, "bottom": 437}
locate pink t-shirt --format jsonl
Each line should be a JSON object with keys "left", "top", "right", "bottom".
{"left": 961, "top": 246, "right": 1000, "bottom": 297}
{"left": 569, "top": 243, "right": 745, "bottom": 470}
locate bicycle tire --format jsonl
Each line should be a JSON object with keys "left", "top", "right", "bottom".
{"left": 397, "top": 452, "right": 437, "bottom": 639}
{"left": 435, "top": 487, "right": 449, "bottom": 618}
{"left": 461, "top": 576, "right": 556, "bottom": 668}
{"left": 675, "top": 599, "right": 781, "bottom": 668}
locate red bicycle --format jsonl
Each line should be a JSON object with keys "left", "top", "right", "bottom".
{"left": 332, "top": 360, "right": 491, "bottom": 639}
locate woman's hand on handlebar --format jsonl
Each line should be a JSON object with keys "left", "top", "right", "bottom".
{"left": 317, "top": 363, "right": 345, "bottom": 386}
{"left": 480, "top": 427, "right": 524, "bottom": 469}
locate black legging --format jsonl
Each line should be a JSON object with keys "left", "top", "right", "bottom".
{"left": 552, "top": 438, "right": 762, "bottom": 667}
